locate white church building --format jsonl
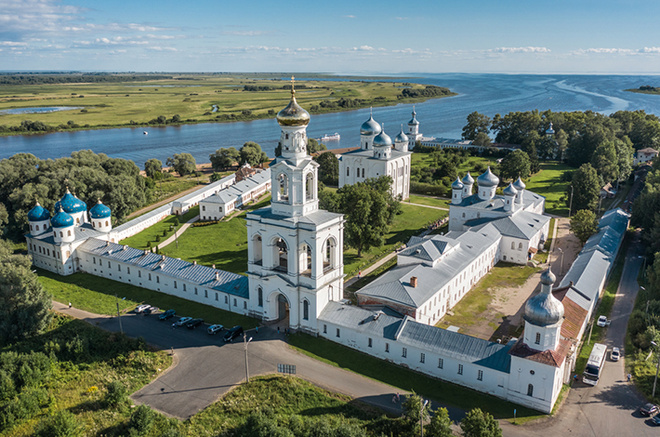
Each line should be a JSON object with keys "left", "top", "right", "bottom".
{"left": 25, "top": 85, "right": 590, "bottom": 414}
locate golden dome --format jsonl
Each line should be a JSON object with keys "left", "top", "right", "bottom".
{"left": 277, "top": 76, "right": 310, "bottom": 127}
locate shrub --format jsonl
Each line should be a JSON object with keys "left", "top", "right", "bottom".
{"left": 104, "top": 380, "right": 128, "bottom": 408}
{"left": 129, "top": 404, "right": 154, "bottom": 435}
{"left": 35, "top": 410, "right": 81, "bottom": 437}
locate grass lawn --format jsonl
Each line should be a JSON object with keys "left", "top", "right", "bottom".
{"left": 437, "top": 262, "right": 541, "bottom": 331}
{"left": 524, "top": 162, "right": 574, "bottom": 216}
{"left": 406, "top": 195, "right": 451, "bottom": 209}
{"left": 287, "top": 333, "right": 543, "bottom": 422}
{"left": 119, "top": 206, "right": 199, "bottom": 250}
{"left": 38, "top": 268, "right": 258, "bottom": 329}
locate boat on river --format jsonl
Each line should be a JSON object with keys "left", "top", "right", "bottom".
{"left": 319, "top": 133, "right": 340, "bottom": 141}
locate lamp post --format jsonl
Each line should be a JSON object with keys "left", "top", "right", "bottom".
{"left": 244, "top": 333, "right": 253, "bottom": 383}
{"left": 115, "top": 294, "right": 123, "bottom": 334}
{"left": 639, "top": 255, "right": 647, "bottom": 278}
{"left": 557, "top": 248, "right": 564, "bottom": 276}
{"left": 420, "top": 398, "right": 429, "bottom": 437}
{"left": 568, "top": 185, "right": 574, "bottom": 218}
{"left": 652, "top": 341, "right": 660, "bottom": 398}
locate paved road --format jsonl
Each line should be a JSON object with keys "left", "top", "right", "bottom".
{"left": 502, "top": 237, "right": 655, "bottom": 436}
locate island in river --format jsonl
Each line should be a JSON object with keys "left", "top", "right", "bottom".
{"left": 0, "top": 73, "right": 455, "bottom": 135}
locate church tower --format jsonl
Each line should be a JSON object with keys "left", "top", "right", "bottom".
{"left": 246, "top": 78, "right": 345, "bottom": 333}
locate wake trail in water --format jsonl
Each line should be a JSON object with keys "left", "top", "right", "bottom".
{"left": 554, "top": 80, "right": 629, "bottom": 113}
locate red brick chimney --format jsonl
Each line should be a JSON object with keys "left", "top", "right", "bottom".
{"left": 410, "top": 276, "right": 418, "bottom": 288}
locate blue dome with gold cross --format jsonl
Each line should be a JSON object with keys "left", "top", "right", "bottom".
{"left": 54, "top": 189, "right": 87, "bottom": 214}
{"left": 28, "top": 201, "right": 50, "bottom": 221}
{"left": 51, "top": 207, "right": 74, "bottom": 228}
{"left": 89, "top": 200, "right": 111, "bottom": 219}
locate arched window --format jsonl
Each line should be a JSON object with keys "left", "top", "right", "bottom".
{"left": 274, "top": 237, "right": 288, "bottom": 272}
{"left": 257, "top": 287, "right": 263, "bottom": 307}
{"left": 511, "top": 241, "right": 515, "bottom": 250}
{"left": 59, "top": 231, "right": 63, "bottom": 237}
{"left": 105, "top": 220, "right": 109, "bottom": 227}
{"left": 527, "top": 384, "right": 534, "bottom": 396}
{"left": 305, "top": 172, "right": 315, "bottom": 201}
{"left": 278, "top": 174, "right": 289, "bottom": 202}
{"left": 347, "top": 167, "right": 350, "bottom": 177}
{"left": 253, "top": 234, "right": 263, "bottom": 264}
{"left": 67, "top": 230, "right": 71, "bottom": 236}
{"left": 300, "top": 243, "right": 312, "bottom": 274}
{"left": 303, "top": 299, "right": 309, "bottom": 320}
{"left": 519, "top": 242, "right": 523, "bottom": 251}
{"left": 76, "top": 217, "right": 80, "bottom": 224}
{"left": 535, "top": 332, "right": 541, "bottom": 344}
{"left": 362, "top": 168, "right": 365, "bottom": 178}
{"left": 324, "top": 237, "right": 337, "bottom": 272}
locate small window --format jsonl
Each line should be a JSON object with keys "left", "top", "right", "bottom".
{"left": 93, "top": 257, "right": 96, "bottom": 265}
{"left": 336, "top": 328, "right": 340, "bottom": 338}
{"left": 205, "top": 289, "right": 208, "bottom": 298}
{"left": 535, "top": 332, "right": 541, "bottom": 345}
{"left": 258, "top": 287, "right": 263, "bottom": 307}
{"left": 402, "top": 348, "right": 407, "bottom": 358}
{"left": 148, "top": 273, "right": 152, "bottom": 281}
{"left": 385, "top": 343, "right": 389, "bottom": 353}
{"left": 347, "top": 167, "right": 350, "bottom": 177}
{"left": 183, "top": 284, "right": 186, "bottom": 292}
{"left": 458, "top": 364, "right": 463, "bottom": 375}
{"left": 127, "top": 267, "right": 130, "bottom": 274}
{"left": 202, "top": 205, "right": 206, "bottom": 211}
{"left": 323, "top": 324, "right": 327, "bottom": 334}
{"left": 303, "top": 300, "right": 309, "bottom": 320}
{"left": 478, "top": 370, "right": 483, "bottom": 381}
{"left": 420, "top": 353, "right": 425, "bottom": 363}
{"left": 225, "top": 295, "right": 228, "bottom": 303}
{"left": 368, "top": 338, "right": 372, "bottom": 348}
{"left": 234, "top": 298, "right": 237, "bottom": 307}
{"left": 156, "top": 276, "right": 160, "bottom": 283}
{"left": 67, "top": 230, "right": 71, "bottom": 237}
{"left": 194, "top": 287, "right": 198, "bottom": 295}
{"left": 362, "top": 168, "right": 365, "bottom": 178}
{"left": 527, "top": 384, "right": 534, "bottom": 396}
{"left": 138, "top": 270, "right": 141, "bottom": 278}
{"left": 174, "top": 280, "right": 177, "bottom": 289}
{"left": 108, "top": 261, "right": 111, "bottom": 268}
{"left": 243, "top": 301, "right": 247, "bottom": 309}
{"left": 438, "top": 358, "right": 444, "bottom": 369}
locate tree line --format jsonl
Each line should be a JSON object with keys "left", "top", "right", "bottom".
{"left": 0, "top": 73, "right": 173, "bottom": 85}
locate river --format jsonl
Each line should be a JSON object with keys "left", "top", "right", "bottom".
{"left": 1, "top": 74, "right": 659, "bottom": 167}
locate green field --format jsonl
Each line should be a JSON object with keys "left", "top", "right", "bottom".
{"left": 37, "top": 268, "right": 258, "bottom": 329}
{"left": 524, "top": 162, "right": 573, "bottom": 216}
{"left": 119, "top": 206, "right": 199, "bottom": 249}
{"left": 406, "top": 195, "right": 451, "bottom": 209}
{"left": 0, "top": 75, "right": 455, "bottom": 134}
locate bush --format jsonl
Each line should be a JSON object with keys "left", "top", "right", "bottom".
{"left": 104, "top": 380, "right": 128, "bottom": 408}
{"left": 410, "top": 181, "right": 448, "bottom": 197}
{"left": 129, "top": 404, "right": 154, "bottom": 435}
{"left": 35, "top": 410, "right": 81, "bottom": 437}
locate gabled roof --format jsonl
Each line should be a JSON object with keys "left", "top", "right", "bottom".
{"left": 468, "top": 211, "right": 550, "bottom": 240}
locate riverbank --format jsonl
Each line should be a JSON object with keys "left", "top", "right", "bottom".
{"left": 0, "top": 74, "right": 455, "bottom": 136}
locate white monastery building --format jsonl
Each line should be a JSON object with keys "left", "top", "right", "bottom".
{"left": 25, "top": 85, "right": 627, "bottom": 414}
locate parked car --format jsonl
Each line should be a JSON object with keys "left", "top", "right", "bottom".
{"left": 135, "top": 304, "right": 151, "bottom": 313}
{"left": 223, "top": 325, "right": 244, "bottom": 342}
{"left": 597, "top": 315, "right": 610, "bottom": 327}
{"left": 159, "top": 309, "right": 176, "bottom": 320}
{"left": 653, "top": 414, "right": 660, "bottom": 425}
{"left": 142, "top": 306, "right": 155, "bottom": 315}
{"left": 611, "top": 347, "right": 621, "bottom": 362}
{"left": 186, "top": 318, "right": 204, "bottom": 329}
{"left": 640, "top": 403, "right": 658, "bottom": 416}
{"left": 208, "top": 324, "right": 224, "bottom": 335}
{"left": 173, "top": 316, "right": 193, "bottom": 327}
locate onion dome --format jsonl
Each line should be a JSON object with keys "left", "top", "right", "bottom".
{"left": 28, "top": 201, "right": 50, "bottom": 221}
{"left": 55, "top": 189, "right": 87, "bottom": 214}
{"left": 89, "top": 200, "right": 111, "bottom": 219}
{"left": 373, "top": 126, "right": 393, "bottom": 147}
{"left": 360, "top": 111, "right": 382, "bottom": 136}
{"left": 546, "top": 122, "right": 555, "bottom": 136}
{"left": 503, "top": 183, "right": 518, "bottom": 196}
{"left": 276, "top": 77, "right": 310, "bottom": 127}
{"left": 513, "top": 176, "right": 526, "bottom": 191}
{"left": 477, "top": 167, "right": 500, "bottom": 187}
{"left": 408, "top": 107, "right": 419, "bottom": 125}
{"left": 524, "top": 268, "right": 563, "bottom": 327}
{"left": 51, "top": 207, "right": 74, "bottom": 228}
{"left": 461, "top": 172, "right": 474, "bottom": 185}
{"left": 395, "top": 125, "right": 409, "bottom": 143}
{"left": 451, "top": 177, "right": 464, "bottom": 190}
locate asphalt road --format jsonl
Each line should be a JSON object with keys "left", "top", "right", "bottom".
{"left": 502, "top": 236, "right": 657, "bottom": 436}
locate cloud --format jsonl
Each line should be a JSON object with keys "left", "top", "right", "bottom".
{"left": 569, "top": 47, "right": 660, "bottom": 55}
{"left": 639, "top": 47, "right": 660, "bottom": 53}
{"left": 0, "top": 0, "right": 81, "bottom": 34}
{"left": 490, "top": 46, "right": 551, "bottom": 53}
{"left": 146, "top": 46, "right": 177, "bottom": 52}
{"left": 222, "top": 30, "right": 268, "bottom": 36}
{"left": 0, "top": 41, "right": 27, "bottom": 46}
{"left": 353, "top": 45, "right": 375, "bottom": 51}
{"left": 395, "top": 17, "right": 409, "bottom": 20}
{"left": 343, "top": 15, "right": 356, "bottom": 19}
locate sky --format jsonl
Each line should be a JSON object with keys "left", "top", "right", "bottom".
{"left": 2, "top": 0, "right": 660, "bottom": 74}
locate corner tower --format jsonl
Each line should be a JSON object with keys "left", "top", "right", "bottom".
{"left": 246, "top": 77, "right": 345, "bottom": 333}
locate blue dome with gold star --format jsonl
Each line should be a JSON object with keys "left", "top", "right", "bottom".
{"left": 28, "top": 202, "right": 50, "bottom": 221}
{"left": 51, "top": 207, "right": 74, "bottom": 228}
{"left": 55, "top": 189, "right": 87, "bottom": 214}
{"left": 89, "top": 200, "right": 111, "bottom": 219}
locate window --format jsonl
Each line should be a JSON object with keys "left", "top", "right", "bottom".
{"left": 215, "top": 293, "right": 218, "bottom": 301}
{"left": 323, "top": 324, "right": 327, "bottom": 334}
{"left": 278, "top": 174, "right": 289, "bottom": 201}
{"left": 402, "top": 348, "right": 407, "bottom": 358}
{"left": 385, "top": 343, "right": 389, "bottom": 353}
{"left": 194, "top": 287, "right": 198, "bottom": 295}
{"left": 127, "top": 267, "right": 130, "bottom": 274}
{"left": 204, "top": 289, "right": 208, "bottom": 298}
{"left": 478, "top": 370, "right": 483, "bottom": 381}
{"left": 368, "top": 338, "right": 372, "bottom": 348}
{"left": 535, "top": 332, "right": 541, "bottom": 345}
{"left": 258, "top": 287, "right": 263, "bottom": 307}
{"left": 148, "top": 273, "right": 152, "bottom": 281}
{"left": 336, "top": 328, "right": 340, "bottom": 338}
{"left": 138, "top": 271, "right": 141, "bottom": 278}
{"left": 202, "top": 205, "right": 206, "bottom": 211}
{"left": 174, "top": 280, "right": 177, "bottom": 289}
{"left": 243, "top": 301, "right": 247, "bottom": 309}
{"left": 108, "top": 261, "right": 111, "bottom": 268}
{"left": 156, "top": 276, "right": 160, "bottom": 283}
{"left": 67, "top": 230, "right": 71, "bottom": 236}
{"left": 347, "top": 167, "right": 350, "bottom": 177}
{"left": 305, "top": 172, "right": 314, "bottom": 201}
{"left": 233, "top": 298, "right": 237, "bottom": 307}
{"left": 303, "top": 300, "right": 309, "bottom": 320}
{"left": 253, "top": 235, "right": 263, "bottom": 264}
{"left": 93, "top": 257, "right": 96, "bottom": 265}
{"left": 225, "top": 295, "right": 228, "bottom": 303}
{"left": 183, "top": 284, "right": 186, "bottom": 292}
{"left": 519, "top": 242, "right": 523, "bottom": 251}
{"left": 361, "top": 168, "right": 365, "bottom": 178}
{"left": 420, "top": 353, "right": 425, "bottom": 363}
{"left": 438, "top": 358, "right": 444, "bottom": 369}
{"left": 511, "top": 241, "right": 515, "bottom": 250}
{"left": 527, "top": 384, "right": 534, "bottom": 396}
{"left": 275, "top": 237, "right": 288, "bottom": 272}
{"left": 458, "top": 364, "right": 463, "bottom": 375}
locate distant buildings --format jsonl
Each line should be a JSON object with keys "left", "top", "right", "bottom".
{"left": 634, "top": 147, "right": 658, "bottom": 166}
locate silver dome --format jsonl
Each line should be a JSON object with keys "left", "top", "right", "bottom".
{"left": 452, "top": 177, "right": 464, "bottom": 190}
{"left": 477, "top": 167, "right": 500, "bottom": 187}
{"left": 513, "top": 176, "right": 526, "bottom": 191}
{"left": 395, "top": 126, "right": 409, "bottom": 143}
{"left": 408, "top": 108, "right": 419, "bottom": 125}
{"left": 503, "top": 183, "right": 518, "bottom": 196}
{"left": 462, "top": 172, "right": 474, "bottom": 185}
{"left": 524, "top": 269, "right": 563, "bottom": 327}
{"left": 360, "top": 115, "right": 382, "bottom": 136}
{"left": 373, "top": 129, "right": 393, "bottom": 147}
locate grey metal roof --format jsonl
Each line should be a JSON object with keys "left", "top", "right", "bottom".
{"left": 319, "top": 301, "right": 402, "bottom": 340}
{"left": 399, "top": 237, "right": 453, "bottom": 262}
{"left": 558, "top": 249, "right": 611, "bottom": 308}
{"left": 598, "top": 208, "right": 630, "bottom": 236}
{"left": 30, "top": 223, "right": 104, "bottom": 244}
{"left": 398, "top": 320, "right": 512, "bottom": 373}
{"left": 357, "top": 224, "right": 501, "bottom": 308}
{"left": 455, "top": 190, "right": 544, "bottom": 211}
{"left": 582, "top": 227, "right": 622, "bottom": 257}
{"left": 114, "top": 204, "right": 173, "bottom": 234}
{"left": 77, "top": 238, "right": 248, "bottom": 298}
{"left": 469, "top": 211, "right": 549, "bottom": 240}
{"left": 248, "top": 207, "right": 343, "bottom": 227}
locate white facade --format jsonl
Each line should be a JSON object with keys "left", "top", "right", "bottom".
{"left": 199, "top": 169, "right": 271, "bottom": 221}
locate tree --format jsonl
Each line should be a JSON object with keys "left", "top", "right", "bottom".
{"left": 499, "top": 150, "right": 531, "bottom": 181}
{"left": 35, "top": 410, "right": 81, "bottom": 437}
{"left": 166, "top": 153, "right": 196, "bottom": 176}
{"left": 567, "top": 163, "right": 601, "bottom": 214}
{"left": 0, "top": 239, "right": 52, "bottom": 346}
{"left": 402, "top": 391, "right": 431, "bottom": 436}
{"left": 314, "top": 152, "right": 339, "bottom": 185}
{"left": 209, "top": 148, "right": 240, "bottom": 171}
{"left": 570, "top": 209, "right": 599, "bottom": 244}
{"left": 129, "top": 404, "right": 154, "bottom": 435}
{"left": 144, "top": 159, "right": 162, "bottom": 179}
{"left": 426, "top": 407, "right": 454, "bottom": 437}
{"left": 307, "top": 138, "right": 327, "bottom": 154}
{"left": 462, "top": 111, "right": 491, "bottom": 141}
{"left": 591, "top": 140, "right": 619, "bottom": 183}
{"left": 473, "top": 131, "right": 491, "bottom": 147}
{"left": 614, "top": 138, "right": 634, "bottom": 184}
{"left": 0, "top": 204, "right": 7, "bottom": 235}
{"left": 239, "top": 142, "right": 268, "bottom": 167}
{"left": 460, "top": 408, "right": 502, "bottom": 437}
